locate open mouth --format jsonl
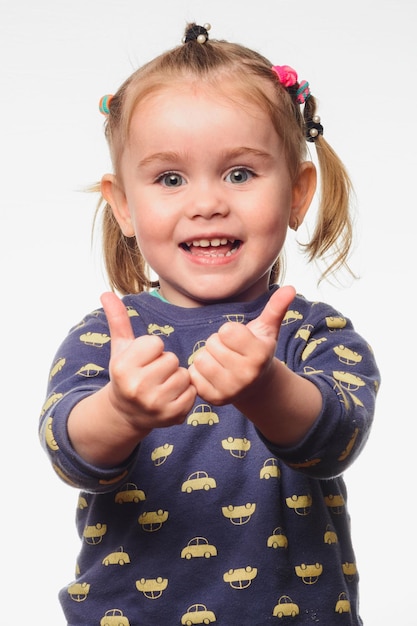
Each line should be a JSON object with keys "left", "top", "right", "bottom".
{"left": 181, "top": 237, "right": 241, "bottom": 257}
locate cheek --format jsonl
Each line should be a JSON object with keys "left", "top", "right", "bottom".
{"left": 131, "top": 209, "right": 174, "bottom": 266}
{"left": 252, "top": 194, "right": 292, "bottom": 253}
{"left": 256, "top": 195, "right": 292, "bottom": 234}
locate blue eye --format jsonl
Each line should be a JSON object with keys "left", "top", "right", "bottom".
{"left": 225, "top": 168, "right": 253, "bottom": 184}
{"left": 159, "top": 172, "right": 185, "bottom": 187}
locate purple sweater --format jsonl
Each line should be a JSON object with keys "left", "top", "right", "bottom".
{"left": 39, "top": 287, "right": 380, "bottom": 625}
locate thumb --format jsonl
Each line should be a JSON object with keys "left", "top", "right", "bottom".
{"left": 100, "top": 291, "right": 135, "bottom": 355}
{"left": 247, "top": 286, "right": 296, "bottom": 341}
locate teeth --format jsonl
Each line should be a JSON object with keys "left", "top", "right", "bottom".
{"left": 187, "top": 238, "right": 230, "bottom": 247}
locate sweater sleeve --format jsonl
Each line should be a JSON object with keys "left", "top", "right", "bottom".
{"left": 260, "top": 294, "right": 381, "bottom": 479}
{"left": 38, "top": 307, "right": 140, "bottom": 493}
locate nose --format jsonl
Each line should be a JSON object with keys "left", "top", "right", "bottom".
{"left": 186, "top": 179, "right": 230, "bottom": 219}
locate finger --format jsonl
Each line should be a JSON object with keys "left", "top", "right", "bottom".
{"left": 188, "top": 362, "right": 218, "bottom": 403}
{"left": 247, "top": 285, "right": 296, "bottom": 340}
{"left": 100, "top": 291, "right": 135, "bottom": 351}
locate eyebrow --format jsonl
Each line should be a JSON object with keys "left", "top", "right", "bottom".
{"left": 138, "top": 146, "right": 273, "bottom": 168}
{"left": 138, "top": 151, "right": 182, "bottom": 168}
{"left": 221, "top": 146, "right": 273, "bottom": 161}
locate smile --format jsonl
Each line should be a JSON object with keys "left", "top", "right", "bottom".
{"left": 181, "top": 238, "right": 241, "bottom": 257}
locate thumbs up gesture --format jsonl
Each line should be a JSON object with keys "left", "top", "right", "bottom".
{"left": 188, "top": 286, "right": 296, "bottom": 406}
{"left": 189, "top": 285, "right": 321, "bottom": 446}
{"left": 100, "top": 292, "right": 197, "bottom": 430}
{"left": 68, "top": 287, "right": 319, "bottom": 464}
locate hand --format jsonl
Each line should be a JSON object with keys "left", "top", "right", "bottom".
{"left": 101, "top": 292, "right": 197, "bottom": 432}
{"left": 188, "top": 286, "right": 296, "bottom": 406}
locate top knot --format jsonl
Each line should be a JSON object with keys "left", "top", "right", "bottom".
{"left": 182, "top": 23, "right": 211, "bottom": 44}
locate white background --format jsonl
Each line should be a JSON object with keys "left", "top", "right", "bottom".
{"left": 1, "top": 1, "right": 414, "bottom": 624}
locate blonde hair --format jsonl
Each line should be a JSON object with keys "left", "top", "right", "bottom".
{"left": 96, "top": 25, "right": 353, "bottom": 294}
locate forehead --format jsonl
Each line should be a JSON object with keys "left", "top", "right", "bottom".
{"left": 127, "top": 80, "right": 277, "bottom": 146}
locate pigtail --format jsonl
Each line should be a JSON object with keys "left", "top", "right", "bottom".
{"left": 92, "top": 194, "right": 158, "bottom": 295}
{"left": 300, "top": 97, "right": 353, "bottom": 281}
{"left": 103, "top": 203, "right": 144, "bottom": 294}
{"left": 310, "top": 140, "right": 353, "bottom": 280}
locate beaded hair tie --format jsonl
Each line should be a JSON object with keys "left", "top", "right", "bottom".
{"left": 182, "top": 22, "right": 211, "bottom": 44}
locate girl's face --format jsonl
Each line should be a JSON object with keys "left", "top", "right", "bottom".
{"left": 103, "top": 83, "right": 315, "bottom": 307}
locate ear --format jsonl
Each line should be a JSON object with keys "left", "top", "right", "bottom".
{"left": 100, "top": 174, "right": 135, "bottom": 237}
{"left": 289, "top": 162, "right": 317, "bottom": 230}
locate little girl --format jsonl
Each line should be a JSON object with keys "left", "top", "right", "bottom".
{"left": 40, "top": 22, "right": 380, "bottom": 625}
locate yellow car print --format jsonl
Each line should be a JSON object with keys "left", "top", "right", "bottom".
{"left": 273, "top": 595, "right": 300, "bottom": 618}
{"left": 135, "top": 577, "right": 168, "bottom": 599}
{"left": 335, "top": 592, "right": 351, "bottom": 614}
{"left": 294, "top": 562, "right": 323, "bottom": 584}
{"left": 181, "top": 471, "right": 216, "bottom": 493}
{"left": 260, "top": 458, "right": 280, "bottom": 479}
{"left": 223, "top": 566, "right": 257, "bottom": 589}
{"left": 333, "top": 371, "right": 365, "bottom": 391}
{"left": 49, "top": 357, "right": 66, "bottom": 380}
{"left": 187, "top": 404, "right": 219, "bottom": 426}
{"left": 100, "top": 608, "right": 130, "bottom": 626}
{"left": 77, "top": 495, "right": 88, "bottom": 510}
{"left": 115, "top": 482, "right": 146, "bottom": 504}
{"left": 221, "top": 436, "right": 251, "bottom": 458}
{"left": 338, "top": 428, "right": 360, "bottom": 461}
{"left": 283, "top": 309, "right": 303, "bottom": 324}
{"left": 102, "top": 546, "right": 130, "bottom": 566}
{"left": 44, "top": 416, "right": 59, "bottom": 451}
{"left": 324, "top": 525, "right": 338, "bottom": 545}
{"left": 181, "top": 537, "right": 217, "bottom": 560}
{"left": 267, "top": 527, "right": 288, "bottom": 549}
{"left": 285, "top": 494, "right": 312, "bottom": 516}
{"left": 187, "top": 341, "right": 206, "bottom": 365}
{"left": 83, "top": 523, "right": 107, "bottom": 545}
{"left": 79, "top": 331, "right": 111, "bottom": 347}
{"left": 333, "top": 344, "right": 362, "bottom": 364}
{"left": 138, "top": 509, "right": 169, "bottom": 532}
{"left": 325, "top": 316, "right": 347, "bottom": 330}
{"left": 151, "top": 443, "right": 174, "bottom": 466}
{"left": 181, "top": 603, "right": 216, "bottom": 625}
{"left": 342, "top": 562, "right": 357, "bottom": 581}
{"left": 40, "top": 392, "right": 63, "bottom": 416}
{"left": 147, "top": 323, "right": 174, "bottom": 336}
{"left": 324, "top": 494, "right": 345, "bottom": 514}
{"left": 76, "top": 363, "right": 105, "bottom": 377}
{"left": 222, "top": 503, "right": 256, "bottom": 525}
{"left": 295, "top": 324, "right": 314, "bottom": 341}
{"left": 67, "top": 582, "right": 90, "bottom": 602}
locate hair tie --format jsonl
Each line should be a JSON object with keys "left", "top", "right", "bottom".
{"left": 271, "top": 65, "right": 298, "bottom": 88}
{"left": 99, "top": 94, "right": 113, "bottom": 115}
{"left": 182, "top": 23, "right": 211, "bottom": 44}
{"left": 306, "top": 115, "right": 324, "bottom": 142}
{"left": 296, "top": 80, "right": 311, "bottom": 104}
{"left": 271, "top": 66, "right": 311, "bottom": 103}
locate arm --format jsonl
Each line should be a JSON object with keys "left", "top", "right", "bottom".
{"left": 234, "top": 356, "right": 322, "bottom": 447}
{"left": 39, "top": 293, "right": 196, "bottom": 489}
{"left": 189, "top": 286, "right": 322, "bottom": 447}
{"left": 189, "top": 286, "right": 380, "bottom": 477}
{"left": 67, "top": 292, "right": 196, "bottom": 467}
